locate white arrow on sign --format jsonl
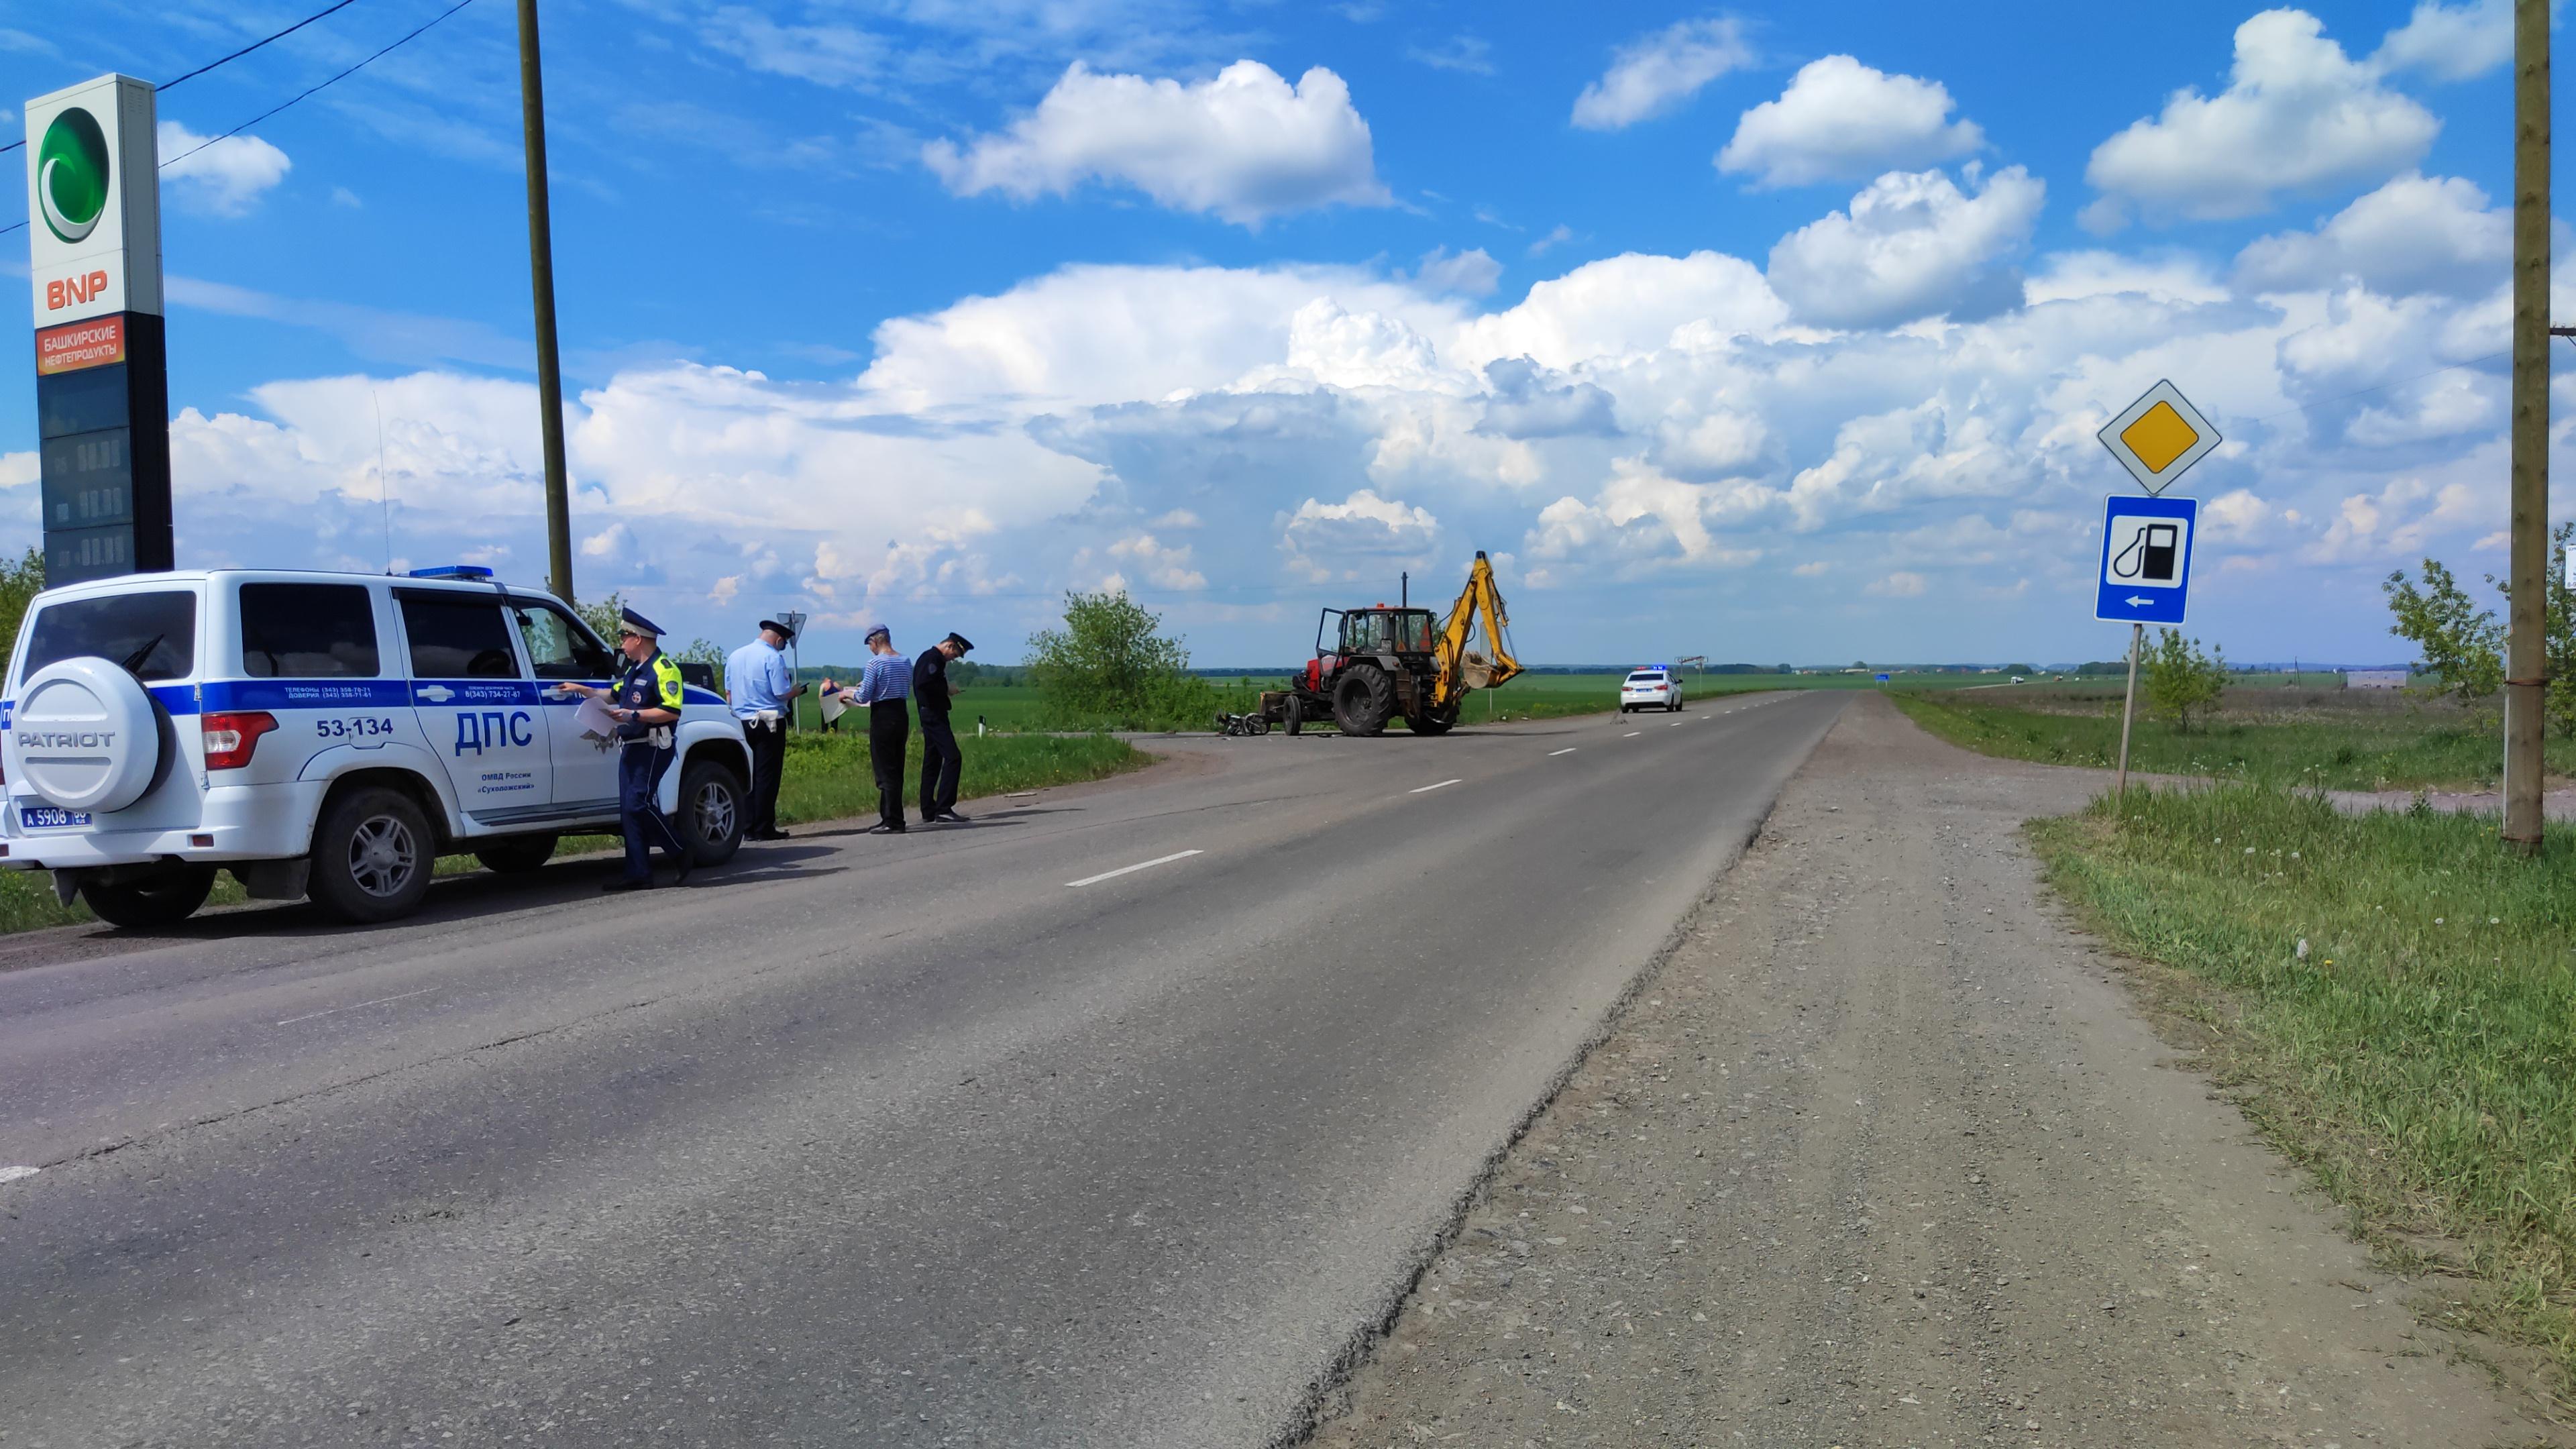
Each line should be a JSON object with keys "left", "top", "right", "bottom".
{"left": 2126, "top": 595, "right": 2153, "bottom": 607}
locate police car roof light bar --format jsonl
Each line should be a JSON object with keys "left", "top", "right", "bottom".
{"left": 407, "top": 564, "right": 495, "bottom": 580}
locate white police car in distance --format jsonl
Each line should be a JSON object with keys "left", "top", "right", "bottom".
{"left": 0, "top": 566, "right": 752, "bottom": 927}
{"left": 1619, "top": 666, "right": 1683, "bottom": 713}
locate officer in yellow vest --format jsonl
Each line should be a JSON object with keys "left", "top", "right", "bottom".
{"left": 559, "top": 606, "right": 692, "bottom": 891}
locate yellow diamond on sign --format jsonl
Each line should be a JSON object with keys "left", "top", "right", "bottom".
{"left": 2120, "top": 402, "right": 2199, "bottom": 474}
{"left": 2098, "top": 379, "right": 2220, "bottom": 494}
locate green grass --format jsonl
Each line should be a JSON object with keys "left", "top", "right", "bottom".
{"left": 2031, "top": 786, "right": 2576, "bottom": 1397}
{"left": 0, "top": 733, "right": 1145, "bottom": 937}
{"left": 1889, "top": 685, "right": 2571, "bottom": 792}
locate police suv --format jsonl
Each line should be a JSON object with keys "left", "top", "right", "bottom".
{"left": 0, "top": 566, "right": 751, "bottom": 927}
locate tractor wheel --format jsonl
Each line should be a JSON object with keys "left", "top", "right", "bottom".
{"left": 1332, "top": 664, "right": 1394, "bottom": 737}
{"left": 1409, "top": 703, "right": 1459, "bottom": 736}
{"left": 1283, "top": 695, "right": 1303, "bottom": 735}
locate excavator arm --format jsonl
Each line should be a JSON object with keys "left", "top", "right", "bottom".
{"left": 1433, "top": 550, "right": 1521, "bottom": 710}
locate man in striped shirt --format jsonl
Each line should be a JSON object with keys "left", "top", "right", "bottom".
{"left": 830, "top": 624, "right": 914, "bottom": 834}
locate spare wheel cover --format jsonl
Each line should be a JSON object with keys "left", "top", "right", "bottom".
{"left": 14, "top": 657, "right": 165, "bottom": 813}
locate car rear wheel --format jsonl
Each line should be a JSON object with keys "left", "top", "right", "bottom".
{"left": 80, "top": 865, "right": 217, "bottom": 930}
{"left": 473, "top": 833, "right": 559, "bottom": 873}
{"left": 309, "top": 786, "right": 435, "bottom": 924}
{"left": 680, "top": 758, "right": 745, "bottom": 867}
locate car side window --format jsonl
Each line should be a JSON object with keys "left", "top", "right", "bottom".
{"left": 398, "top": 596, "right": 523, "bottom": 680}
{"left": 241, "top": 583, "right": 380, "bottom": 678}
{"left": 508, "top": 600, "right": 613, "bottom": 680}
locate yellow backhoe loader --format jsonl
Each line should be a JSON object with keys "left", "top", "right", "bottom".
{"left": 1224, "top": 551, "right": 1521, "bottom": 737}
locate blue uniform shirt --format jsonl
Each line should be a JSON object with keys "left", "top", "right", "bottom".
{"left": 853, "top": 652, "right": 912, "bottom": 705}
{"left": 725, "top": 639, "right": 794, "bottom": 718}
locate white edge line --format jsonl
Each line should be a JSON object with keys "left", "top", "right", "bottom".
{"left": 1067, "top": 849, "right": 1203, "bottom": 888}
{"left": 1548, "top": 747, "right": 1576, "bottom": 756}
{"left": 1410, "top": 778, "right": 1464, "bottom": 794}
{"left": 274, "top": 986, "right": 437, "bottom": 1028}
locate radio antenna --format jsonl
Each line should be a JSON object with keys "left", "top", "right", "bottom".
{"left": 372, "top": 388, "right": 392, "bottom": 573}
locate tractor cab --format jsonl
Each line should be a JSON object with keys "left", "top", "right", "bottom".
{"left": 1318, "top": 605, "right": 1439, "bottom": 661}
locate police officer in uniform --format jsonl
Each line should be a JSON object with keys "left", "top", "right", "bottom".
{"left": 560, "top": 606, "right": 693, "bottom": 891}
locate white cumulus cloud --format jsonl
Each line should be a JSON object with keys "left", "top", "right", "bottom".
{"left": 158, "top": 121, "right": 290, "bottom": 216}
{"left": 1571, "top": 17, "right": 1754, "bottom": 130}
{"left": 2084, "top": 9, "right": 2439, "bottom": 224}
{"left": 922, "top": 60, "right": 1392, "bottom": 226}
{"left": 2233, "top": 172, "right": 2508, "bottom": 297}
{"left": 1715, "top": 56, "right": 1982, "bottom": 187}
{"left": 2373, "top": 0, "right": 2512, "bottom": 81}
{"left": 1281, "top": 489, "right": 1438, "bottom": 579}
{"left": 1768, "top": 165, "right": 2044, "bottom": 329}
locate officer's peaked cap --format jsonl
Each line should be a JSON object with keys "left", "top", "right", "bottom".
{"left": 759, "top": 618, "right": 796, "bottom": 640}
{"left": 943, "top": 632, "right": 975, "bottom": 653}
{"left": 619, "top": 606, "right": 667, "bottom": 637}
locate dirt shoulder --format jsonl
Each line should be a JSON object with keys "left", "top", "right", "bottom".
{"left": 1301, "top": 692, "right": 2568, "bottom": 1449}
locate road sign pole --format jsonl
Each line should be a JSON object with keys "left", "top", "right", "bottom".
{"left": 2116, "top": 623, "right": 2142, "bottom": 814}
{"left": 2504, "top": 0, "right": 2550, "bottom": 855}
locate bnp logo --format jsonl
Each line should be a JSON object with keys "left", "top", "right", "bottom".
{"left": 36, "top": 106, "right": 111, "bottom": 245}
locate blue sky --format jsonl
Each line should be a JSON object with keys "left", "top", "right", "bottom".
{"left": 2, "top": 0, "right": 2565, "bottom": 665}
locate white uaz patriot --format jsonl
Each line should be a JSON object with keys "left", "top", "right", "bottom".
{"left": 0, "top": 566, "right": 751, "bottom": 927}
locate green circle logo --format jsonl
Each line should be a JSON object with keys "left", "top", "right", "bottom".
{"left": 37, "top": 107, "right": 111, "bottom": 245}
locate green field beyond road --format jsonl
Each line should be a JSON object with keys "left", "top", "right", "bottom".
{"left": 2034, "top": 787, "right": 2576, "bottom": 1391}
{"left": 1892, "top": 684, "right": 2576, "bottom": 792}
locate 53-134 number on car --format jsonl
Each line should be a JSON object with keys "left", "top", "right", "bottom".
{"left": 315, "top": 716, "right": 396, "bottom": 740}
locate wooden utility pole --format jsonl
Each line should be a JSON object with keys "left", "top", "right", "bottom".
{"left": 2504, "top": 0, "right": 2549, "bottom": 854}
{"left": 516, "top": 0, "right": 575, "bottom": 603}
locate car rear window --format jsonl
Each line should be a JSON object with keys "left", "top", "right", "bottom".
{"left": 241, "top": 583, "right": 380, "bottom": 678}
{"left": 1627, "top": 672, "right": 1666, "bottom": 683}
{"left": 23, "top": 590, "right": 197, "bottom": 682}
{"left": 399, "top": 595, "right": 523, "bottom": 680}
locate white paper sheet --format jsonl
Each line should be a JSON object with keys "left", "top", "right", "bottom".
{"left": 574, "top": 694, "right": 621, "bottom": 739}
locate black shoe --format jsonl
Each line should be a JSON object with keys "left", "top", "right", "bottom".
{"left": 604, "top": 878, "right": 653, "bottom": 894}
{"left": 935, "top": 810, "right": 971, "bottom": 824}
{"left": 869, "top": 822, "right": 908, "bottom": 835}
{"left": 671, "top": 849, "right": 694, "bottom": 885}
{"left": 749, "top": 828, "right": 790, "bottom": 841}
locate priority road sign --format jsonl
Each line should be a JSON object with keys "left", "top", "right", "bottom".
{"left": 2098, "top": 380, "right": 2220, "bottom": 495}
{"left": 2096, "top": 493, "right": 2197, "bottom": 625}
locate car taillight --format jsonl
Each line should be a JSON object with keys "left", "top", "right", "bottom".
{"left": 203, "top": 711, "right": 278, "bottom": 770}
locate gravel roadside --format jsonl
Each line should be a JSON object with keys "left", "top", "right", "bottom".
{"left": 1301, "top": 692, "right": 2569, "bottom": 1449}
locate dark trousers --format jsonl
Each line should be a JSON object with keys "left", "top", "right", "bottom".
{"left": 868, "top": 701, "right": 910, "bottom": 828}
{"left": 918, "top": 711, "right": 961, "bottom": 817}
{"left": 745, "top": 717, "right": 787, "bottom": 835}
{"left": 617, "top": 745, "right": 684, "bottom": 881}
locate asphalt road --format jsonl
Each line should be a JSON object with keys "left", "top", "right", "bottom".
{"left": 0, "top": 690, "right": 1845, "bottom": 1448}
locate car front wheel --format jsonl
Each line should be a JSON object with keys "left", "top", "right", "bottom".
{"left": 680, "top": 758, "right": 745, "bottom": 867}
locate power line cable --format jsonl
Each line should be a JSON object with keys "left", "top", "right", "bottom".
{"left": 2, "top": 0, "right": 478, "bottom": 235}
{"left": 3, "top": 0, "right": 374, "bottom": 156}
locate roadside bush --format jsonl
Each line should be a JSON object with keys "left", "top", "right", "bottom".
{"left": 1028, "top": 588, "right": 1222, "bottom": 730}
{"left": 2143, "top": 628, "right": 2227, "bottom": 732}
{"left": 2383, "top": 557, "right": 2502, "bottom": 706}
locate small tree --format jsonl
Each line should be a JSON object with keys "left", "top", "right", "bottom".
{"left": 2384, "top": 557, "right": 2502, "bottom": 704}
{"left": 0, "top": 547, "right": 43, "bottom": 658}
{"left": 1028, "top": 588, "right": 1212, "bottom": 727}
{"left": 2143, "top": 627, "right": 2228, "bottom": 732}
{"left": 674, "top": 637, "right": 724, "bottom": 668}
{"left": 2477, "top": 522, "right": 2576, "bottom": 737}
{"left": 576, "top": 592, "right": 627, "bottom": 647}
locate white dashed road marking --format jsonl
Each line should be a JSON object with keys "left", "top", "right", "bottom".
{"left": 1549, "top": 748, "right": 1577, "bottom": 757}
{"left": 1623, "top": 731, "right": 1641, "bottom": 738}
{"left": 1411, "top": 778, "right": 1464, "bottom": 794}
{"left": 275, "top": 987, "right": 438, "bottom": 1028}
{"left": 0, "top": 1165, "right": 38, "bottom": 1184}
{"left": 1068, "top": 850, "right": 1203, "bottom": 888}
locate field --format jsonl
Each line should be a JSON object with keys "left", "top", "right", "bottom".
{"left": 2033, "top": 786, "right": 2576, "bottom": 1394}
{"left": 1890, "top": 682, "right": 2572, "bottom": 792}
